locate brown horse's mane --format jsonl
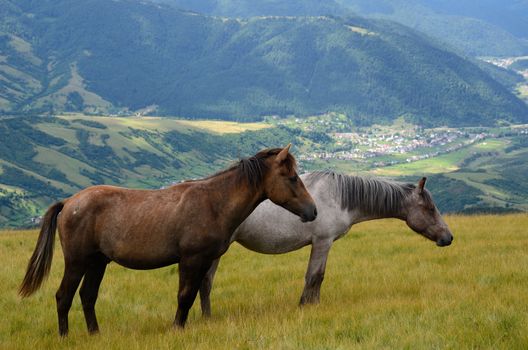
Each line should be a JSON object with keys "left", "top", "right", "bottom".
{"left": 306, "top": 170, "right": 435, "bottom": 215}
{"left": 202, "top": 148, "right": 297, "bottom": 188}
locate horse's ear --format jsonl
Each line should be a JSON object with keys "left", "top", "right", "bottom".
{"left": 276, "top": 143, "right": 291, "bottom": 163}
{"left": 417, "top": 177, "right": 427, "bottom": 194}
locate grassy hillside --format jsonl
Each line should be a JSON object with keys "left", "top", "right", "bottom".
{"left": 291, "top": 117, "right": 528, "bottom": 214}
{"left": 373, "top": 140, "right": 528, "bottom": 214}
{"left": 1, "top": 215, "right": 527, "bottom": 348}
{"left": 0, "top": 115, "right": 330, "bottom": 227}
{"left": 1, "top": 0, "right": 527, "bottom": 125}
{"left": 1, "top": 115, "right": 528, "bottom": 227}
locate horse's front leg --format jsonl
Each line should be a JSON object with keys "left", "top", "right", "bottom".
{"left": 300, "top": 238, "right": 333, "bottom": 305}
{"left": 174, "top": 255, "right": 214, "bottom": 328}
{"left": 199, "top": 258, "right": 220, "bottom": 318}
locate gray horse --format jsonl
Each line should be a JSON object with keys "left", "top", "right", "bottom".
{"left": 199, "top": 171, "right": 453, "bottom": 315}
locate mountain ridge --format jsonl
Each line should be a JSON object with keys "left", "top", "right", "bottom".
{"left": 158, "top": 0, "right": 528, "bottom": 57}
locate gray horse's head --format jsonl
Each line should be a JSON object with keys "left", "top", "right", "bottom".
{"left": 403, "top": 177, "right": 453, "bottom": 247}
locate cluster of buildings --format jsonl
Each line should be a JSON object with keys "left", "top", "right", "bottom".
{"left": 299, "top": 128, "right": 488, "bottom": 166}
{"left": 272, "top": 113, "right": 528, "bottom": 169}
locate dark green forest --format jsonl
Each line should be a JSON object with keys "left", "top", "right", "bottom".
{"left": 1, "top": 0, "right": 527, "bottom": 126}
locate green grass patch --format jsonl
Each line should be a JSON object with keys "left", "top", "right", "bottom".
{"left": 473, "top": 139, "right": 507, "bottom": 150}
{"left": 516, "top": 84, "right": 528, "bottom": 100}
{"left": 373, "top": 150, "right": 469, "bottom": 176}
{"left": 373, "top": 139, "right": 508, "bottom": 176}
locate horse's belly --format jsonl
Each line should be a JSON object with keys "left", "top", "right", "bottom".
{"left": 99, "top": 235, "right": 181, "bottom": 270}
{"left": 112, "top": 254, "right": 180, "bottom": 270}
{"left": 235, "top": 229, "right": 311, "bottom": 254}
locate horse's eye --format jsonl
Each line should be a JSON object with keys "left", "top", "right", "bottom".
{"left": 289, "top": 176, "right": 298, "bottom": 183}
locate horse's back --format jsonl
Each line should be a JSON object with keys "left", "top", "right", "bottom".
{"left": 60, "top": 185, "right": 170, "bottom": 228}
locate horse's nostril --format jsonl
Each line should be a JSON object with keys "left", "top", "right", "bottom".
{"left": 313, "top": 207, "right": 318, "bottom": 218}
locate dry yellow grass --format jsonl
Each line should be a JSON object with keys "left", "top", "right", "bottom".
{"left": 1, "top": 214, "right": 527, "bottom": 349}
{"left": 54, "top": 115, "right": 270, "bottom": 134}
{"left": 175, "top": 120, "right": 270, "bottom": 134}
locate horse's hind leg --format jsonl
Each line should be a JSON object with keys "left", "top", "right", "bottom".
{"left": 199, "top": 258, "right": 220, "bottom": 318}
{"left": 56, "top": 261, "right": 86, "bottom": 336}
{"left": 300, "top": 239, "right": 332, "bottom": 305}
{"left": 80, "top": 253, "right": 108, "bottom": 334}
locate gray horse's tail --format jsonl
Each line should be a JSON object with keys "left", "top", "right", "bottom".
{"left": 19, "top": 201, "right": 64, "bottom": 298}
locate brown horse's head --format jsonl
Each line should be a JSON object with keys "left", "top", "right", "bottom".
{"left": 262, "top": 145, "right": 317, "bottom": 222}
{"left": 403, "top": 177, "right": 453, "bottom": 247}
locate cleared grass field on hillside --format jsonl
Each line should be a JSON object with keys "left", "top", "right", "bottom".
{"left": 371, "top": 139, "right": 508, "bottom": 177}
{"left": 1, "top": 215, "right": 528, "bottom": 349}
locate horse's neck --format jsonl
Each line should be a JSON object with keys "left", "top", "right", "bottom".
{"left": 338, "top": 182, "right": 408, "bottom": 225}
{"left": 350, "top": 208, "right": 405, "bottom": 225}
{"left": 208, "top": 170, "right": 265, "bottom": 233}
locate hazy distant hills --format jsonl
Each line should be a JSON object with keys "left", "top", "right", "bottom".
{"left": 338, "top": 0, "right": 528, "bottom": 57}
{"left": 160, "top": 0, "right": 528, "bottom": 57}
{"left": 154, "top": 0, "right": 350, "bottom": 17}
{"left": 0, "top": 0, "right": 527, "bottom": 126}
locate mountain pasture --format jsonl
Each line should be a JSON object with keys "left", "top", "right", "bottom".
{"left": 1, "top": 215, "right": 527, "bottom": 349}
{"left": 0, "top": 115, "right": 312, "bottom": 227}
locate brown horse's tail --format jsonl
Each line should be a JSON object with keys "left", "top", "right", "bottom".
{"left": 19, "top": 201, "right": 64, "bottom": 298}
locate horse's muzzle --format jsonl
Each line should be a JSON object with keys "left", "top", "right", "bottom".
{"left": 436, "top": 234, "right": 453, "bottom": 247}
{"left": 300, "top": 205, "right": 317, "bottom": 222}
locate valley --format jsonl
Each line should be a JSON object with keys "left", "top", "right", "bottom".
{"left": 274, "top": 114, "right": 528, "bottom": 214}
{"left": 1, "top": 114, "right": 527, "bottom": 227}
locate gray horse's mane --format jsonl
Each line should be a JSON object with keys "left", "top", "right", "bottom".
{"left": 305, "top": 170, "right": 433, "bottom": 215}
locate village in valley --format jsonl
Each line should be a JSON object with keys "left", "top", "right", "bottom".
{"left": 268, "top": 113, "right": 528, "bottom": 169}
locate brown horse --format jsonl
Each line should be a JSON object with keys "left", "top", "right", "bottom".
{"left": 19, "top": 145, "right": 317, "bottom": 336}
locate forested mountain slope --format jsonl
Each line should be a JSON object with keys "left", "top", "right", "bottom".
{"left": 162, "top": 0, "right": 528, "bottom": 57}
{"left": 0, "top": 0, "right": 527, "bottom": 126}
